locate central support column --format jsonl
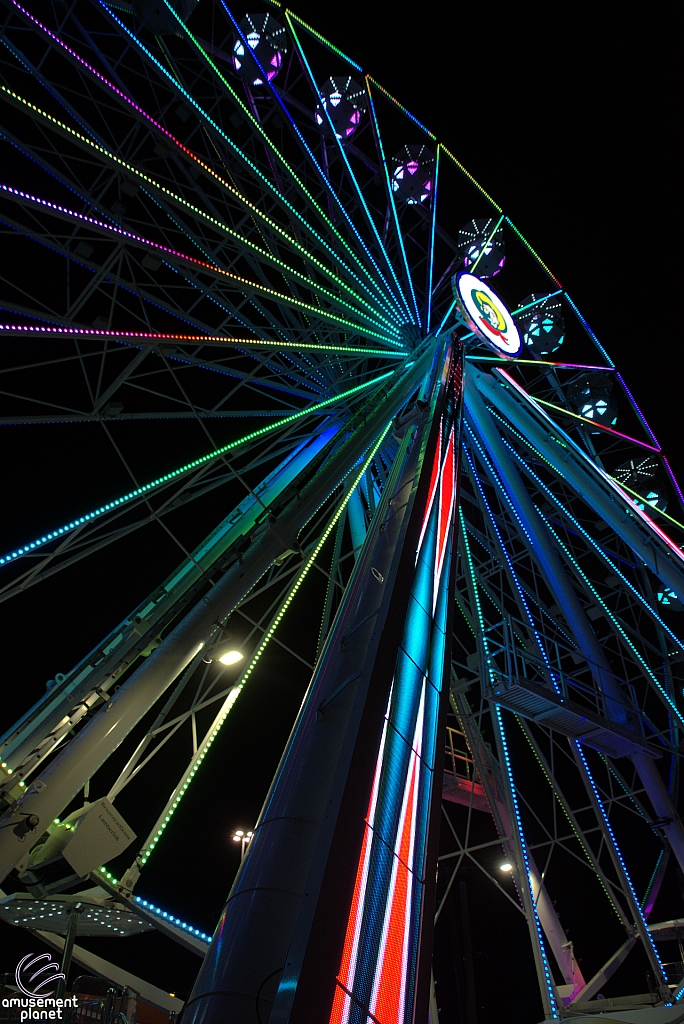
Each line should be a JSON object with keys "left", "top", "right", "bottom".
{"left": 181, "top": 341, "right": 463, "bottom": 1024}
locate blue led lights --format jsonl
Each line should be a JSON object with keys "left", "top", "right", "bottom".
{"left": 134, "top": 897, "right": 210, "bottom": 943}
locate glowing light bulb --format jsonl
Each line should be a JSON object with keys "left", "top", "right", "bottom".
{"left": 219, "top": 650, "right": 243, "bottom": 665}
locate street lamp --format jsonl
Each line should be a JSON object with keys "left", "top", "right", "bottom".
{"left": 232, "top": 829, "right": 253, "bottom": 860}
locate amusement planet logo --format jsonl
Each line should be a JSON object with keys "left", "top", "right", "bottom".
{"left": 0, "top": 954, "right": 78, "bottom": 1020}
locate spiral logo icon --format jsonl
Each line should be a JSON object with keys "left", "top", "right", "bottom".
{"left": 15, "top": 954, "right": 65, "bottom": 998}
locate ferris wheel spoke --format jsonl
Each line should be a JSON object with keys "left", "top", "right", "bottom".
{"left": 0, "top": 182, "right": 401, "bottom": 346}
{"left": 0, "top": 325, "right": 401, "bottom": 361}
{"left": 3, "top": 5, "right": 399, "bottom": 335}
{"left": 504, "top": 435, "right": 684, "bottom": 668}
{"left": 280, "top": 15, "right": 415, "bottom": 325}
{"left": 93, "top": 1, "right": 406, "bottom": 326}
{"left": 365, "top": 81, "right": 430, "bottom": 328}
{"left": 203, "top": 5, "right": 411, "bottom": 320}
{"left": 0, "top": 371, "right": 391, "bottom": 576}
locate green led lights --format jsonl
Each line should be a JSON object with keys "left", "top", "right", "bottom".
{"left": 1, "top": 371, "right": 393, "bottom": 567}
{"left": 135, "top": 420, "right": 393, "bottom": 867}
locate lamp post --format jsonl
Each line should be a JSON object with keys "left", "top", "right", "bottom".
{"left": 232, "top": 830, "right": 253, "bottom": 861}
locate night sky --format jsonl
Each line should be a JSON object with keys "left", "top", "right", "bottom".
{"left": 0, "top": 2, "right": 678, "bottom": 1021}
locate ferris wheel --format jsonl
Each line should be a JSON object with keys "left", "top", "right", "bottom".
{"left": 1, "top": 2, "right": 684, "bottom": 1023}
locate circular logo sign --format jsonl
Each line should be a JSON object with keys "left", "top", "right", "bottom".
{"left": 454, "top": 272, "right": 521, "bottom": 356}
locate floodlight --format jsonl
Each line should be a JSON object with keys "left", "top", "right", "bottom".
{"left": 218, "top": 649, "right": 244, "bottom": 666}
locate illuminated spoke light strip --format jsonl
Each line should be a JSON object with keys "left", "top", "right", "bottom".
{"left": 135, "top": 423, "right": 393, "bottom": 867}
{"left": 493, "top": 417, "right": 684, "bottom": 695}
{"left": 0, "top": 176, "right": 396, "bottom": 343}
{"left": 573, "top": 743, "right": 670, "bottom": 997}
{"left": 0, "top": 81, "right": 399, "bottom": 335}
{"left": 25, "top": 0, "right": 403, "bottom": 327}
{"left": 0, "top": 372, "right": 392, "bottom": 567}
{"left": 112, "top": 0, "right": 405, "bottom": 327}
{"left": 494, "top": 705, "right": 559, "bottom": 1017}
{"left": 284, "top": 15, "right": 414, "bottom": 326}
{"left": 542, "top": 518, "right": 684, "bottom": 727}
{"left": 366, "top": 86, "right": 421, "bottom": 328}
{"left": 0, "top": 324, "right": 400, "bottom": 358}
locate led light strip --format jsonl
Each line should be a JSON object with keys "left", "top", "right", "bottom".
{"left": 0, "top": 372, "right": 392, "bottom": 567}
{"left": 505, "top": 218, "right": 562, "bottom": 287}
{"left": 110, "top": 0, "right": 406, "bottom": 326}
{"left": 519, "top": 725, "right": 625, "bottom": 919}
{"left": 494, "top": 367, "right": 684, "bottom": 564}
{"left": 284, "top": 14, "right": 415, "bottom": 326}
{"left": 0, "top": 176, "right": 395, "bottom": 343}
{"left": 425, "top": 146, "right": 440, "bottom": 333}
{"left": 366, "top": 86, "right": 422, "bottom": 328}
{"left": 134, "top": 422, "right": 393, "bottom": 867}
{"left": 367, "top": 78, "right": 436, "bottom": 140}
{"left": 466, "top": 357, "right": 613, "bottom": 370}
{"left": 94, "top": 870, "right": 211, "bottom": 941}
{"left": 439, "top": 144, "right": 502, "bottom": 213}
{"left": 573, "top": 742, "right": 670, "bottom": 996}
{"left": 563, "top": 293, "right": 615, "bottom": 368}
{"left": 0, "top": 78, "right": 399, "bottom": 335}
{"left": 528, "top": 393, "right": 660, "bottom": 452}
{"left": 494, "top": 705, "right": 559, "bottom": 1016}
{"left": 0, "top": 324, "right": 399, "bottom": 358}
{"left": 28, "top": 0, "right": 403, "bottom": 326}
{"left": 459, "top": 507, "right": 558, "bottom": 1015}
{"left": 287, "top": 10, "right": 363, "bottom": 70}
{"left": 494, "top": 416, "right": 684, "bottom": 671}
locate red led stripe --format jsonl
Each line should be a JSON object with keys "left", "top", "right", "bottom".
{"left": 371, "top": 753, "right": 418, "bottom": 1024}
{"left": 417, "top": 419, "right": 442, "bottom": 558}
